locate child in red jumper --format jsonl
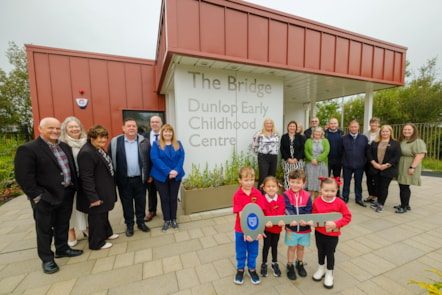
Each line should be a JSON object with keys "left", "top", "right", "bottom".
{"left": 233, "top": 166, "right": 266, "bottom": 285}
{"left": 312, "top": 177, "right": 352, "bottom": 289}
{"left": 259, "top": 176, "right": 286, "bottom": 278}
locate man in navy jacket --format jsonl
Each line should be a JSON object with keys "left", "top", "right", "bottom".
{"left": 341, "top": 120, "right": 368, "bottom": 206}
{"left": 325, "top": 118, "right": 343, "bottom": 197}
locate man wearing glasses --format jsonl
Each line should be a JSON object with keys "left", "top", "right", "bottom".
{"left": 304, "top": 117, "right": 320, "bottom": 139}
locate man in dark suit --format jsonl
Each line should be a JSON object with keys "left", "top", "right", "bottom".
{"left": 14, "top": 117, "right": 83, "bottom": 274}
{"left": 108, "top": 118, "right": 151, "bottom": 237}
{"left": 304, "top": 117, "right": 320, "bottom": 139}
{"left": 144, "top": 115, "right": 163, "bottom": 222}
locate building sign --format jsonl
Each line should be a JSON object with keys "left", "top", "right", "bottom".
{"left": 174, "top": 65, "right": 283, "bottom": 173}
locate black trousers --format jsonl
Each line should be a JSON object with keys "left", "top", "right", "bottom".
{"left": 328, "top": 158, "right": 342, "bottom": 196}
{"left": 315, "top": 231, "right": 339, "bottom": 270}
{"left": 365, "top": 164, "right": 376, "bottom": 197}
{"left": 257, "top": 153, "right": 278, "bottom": 189}
{"left": 374, "top": 175, "right": 393, "bottom": 206}
{"left": 154, "top": 178, "right": 181, "bottom": 221}
{"left": 88, "top": 211, "right": 113, "bottom": 250}
{"left": 30, "top": 187, "right": 74, "bottom": 262}
{"left": 399, "top": 184, "right": 411, "bottom": 207}
{"left": 117, "top": 177, "right": 146, "bottom": 227}
{"left": 146, "top": 181, "right": 158, "bottom": 213}
{"left": 262, "top": 230, "right": 280, "bottom": 263}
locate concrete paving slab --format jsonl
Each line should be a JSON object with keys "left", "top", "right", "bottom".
{"left": 0, "top": 175, "right": 441, "bottom": 294}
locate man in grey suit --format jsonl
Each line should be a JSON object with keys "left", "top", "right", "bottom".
{"left": 14, "top": 117, "right": 83, "bottom": 274}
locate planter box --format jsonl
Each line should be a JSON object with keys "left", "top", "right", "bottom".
{"left": 181, "top": 184, "right": 237, "bottom": 215}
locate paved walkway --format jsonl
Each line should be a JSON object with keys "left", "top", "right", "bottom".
{"left": 1, "top": 176, "right": 441, "bottom": 295}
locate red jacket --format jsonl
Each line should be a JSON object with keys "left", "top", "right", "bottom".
{"left": 233, "top": 186, "right": 266, "bottom": 233}
{"left": 312, "top": 196, "right": 352, "bottom": 236}
{"left": 262, "top": 194, "right": 286, "bottom": 233}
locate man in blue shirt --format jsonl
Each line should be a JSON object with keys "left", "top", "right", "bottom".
{"left": 109, "top": 119, "right": 151, "bottom": 236}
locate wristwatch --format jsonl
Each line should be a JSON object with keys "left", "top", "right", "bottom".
{"left": 409, "top": 166, "right": 415, "bottom": 169}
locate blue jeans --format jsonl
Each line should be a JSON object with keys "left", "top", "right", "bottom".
{"left": 342, "top": 167, "right": 364, "bottom": 202}
{"left": 235, "top": 231, "right": 259, "bottom": 270}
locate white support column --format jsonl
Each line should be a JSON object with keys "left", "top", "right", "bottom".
{"left": 363, "top": 90, "right": 373, "bottom": 132}
{"left": 303, "top": 103, "right": 311, "bottom": 130}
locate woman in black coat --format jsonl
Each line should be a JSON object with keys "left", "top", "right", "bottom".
{"left": 366, "top": 125, "right": 401, "bottom": 213}
{"left": 77, "top": 125, "right": 118, "bottom": 250}
{"left": 280, "top": 121, "right": 306, "bottom": 190}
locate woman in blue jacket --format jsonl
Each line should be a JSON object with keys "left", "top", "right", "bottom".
{"left": 150, "top": 124, "right": 185, "bottom": 231}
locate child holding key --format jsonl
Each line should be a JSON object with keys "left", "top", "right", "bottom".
{"left": 283, "top": 169, "right": 312, "bottom": 281}
{"left": 259, "top": 176, "right": 286, "bottom": 278}
{"left": 311, "top": 177, "right": 352, "bottom": 289}
{"left": 233, "top": 166, "right": 266, "bottom": 285}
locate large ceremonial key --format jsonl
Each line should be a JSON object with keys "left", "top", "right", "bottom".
{"left": 241, "top": 203, "right": 342, "bottom": 240}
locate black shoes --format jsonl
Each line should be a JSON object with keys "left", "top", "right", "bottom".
{"left": 55, "top": 248, "right": 83, "bottom": 258}
{"left": 287, "top": 263, "right": 297, "bottom": 280}
{"left": 248, "top": 269, "right": 261, "bottom": 284}
{"left": 171, "top": 219, "right": 179, "bottom": 229}
{"left": 126, "top": 225, "right": 134, "bottom": 237}
{"left": 42, "top": 260, "right": 59, "bottom": 274}
{"left": 394, "top": 205, "right": 411, "bottom": 211}
{"left": 162, "top": 220, "right": 171, "bottom": 232}
{"left": 356, "top": 200, "right": 367, "bottom": 207}
{"left": 234, "top": 269, "right": 244, "bottom": 284}
{"left": 296, "top": 260, "right": 307, "bottom": 277}
{"left": 138, "top": 223, "right": 151, "bottom": 232}
{"left": 395, "top": 207, "right": 407, "bottom": 214}
{"left": 363, "top": 197, "right": 375, "bottom": 203}
{"left": 260, "top": 263, "right": 268, "bottom": 277}
{"left": 271, "top": 262, "right": 282, "bottom": 277}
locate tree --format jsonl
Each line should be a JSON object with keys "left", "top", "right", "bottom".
{"left": 316, "top": 100, "right": 341, "bottom": 126}
{"left": 343, "top": 96, "right": 364, "bottom": 126}
{"left": 0, "top": 42, "right": 32, "bottom": 134}
{"left": 314, "top": 58, "right": 442, "bottom": 128}
{"left": 397, "top": 58, "right": 442, "bottom": 123}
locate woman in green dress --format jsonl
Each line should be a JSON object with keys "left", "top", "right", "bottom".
{"left": 396, "top": 123, "right": 427, "bottom": 214}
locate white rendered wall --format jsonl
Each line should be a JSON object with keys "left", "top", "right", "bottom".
{"left": 173, "top": 65, "right": 283, "bottom": 174}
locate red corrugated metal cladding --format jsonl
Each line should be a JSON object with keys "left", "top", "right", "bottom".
{"left": 26, "top": 45, "right": 164, "bottom": 137}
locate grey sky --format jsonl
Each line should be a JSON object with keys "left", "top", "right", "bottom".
{"left": 1, "top": 0, "right": 441, "bottom": 75}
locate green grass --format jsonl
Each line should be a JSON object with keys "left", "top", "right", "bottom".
{"left": 422, "top": 157, "right": 442, "bottom": 172}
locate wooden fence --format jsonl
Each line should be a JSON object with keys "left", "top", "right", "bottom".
{"left": 390, "top": 123, "right": 441, "bottom": 160}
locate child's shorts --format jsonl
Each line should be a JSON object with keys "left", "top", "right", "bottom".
{"left": 284, "top": 231, "right": 311, "bottom": 247}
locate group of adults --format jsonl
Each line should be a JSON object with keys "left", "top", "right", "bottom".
{"left": 252, "top": 117, "right": 427, "bottom": 213}
{"left": 14, "top": 115, "right": 185, "bottom": 274}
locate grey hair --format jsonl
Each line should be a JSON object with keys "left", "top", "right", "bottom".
{"left": 60, "top": 116, "right": 87, "bottom": 141}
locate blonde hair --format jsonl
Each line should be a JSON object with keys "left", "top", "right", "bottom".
{"left": 238, "top": 166, "right": 255, "bottom": 179}
{"left": 158, "top": 124, "right": 180, "bottom": 150}
{"left": 261, "top": 118, "right": 278, "bottom": 136}
{"left": 374, "top": 125, "right": 395, "bottom": 142}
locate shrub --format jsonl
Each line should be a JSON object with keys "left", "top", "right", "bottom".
{"left": 182, "top": 149, "right": 258, "bottom": 190}
{"left": 0, "top": 137, "right": 24, "bottom": 205}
